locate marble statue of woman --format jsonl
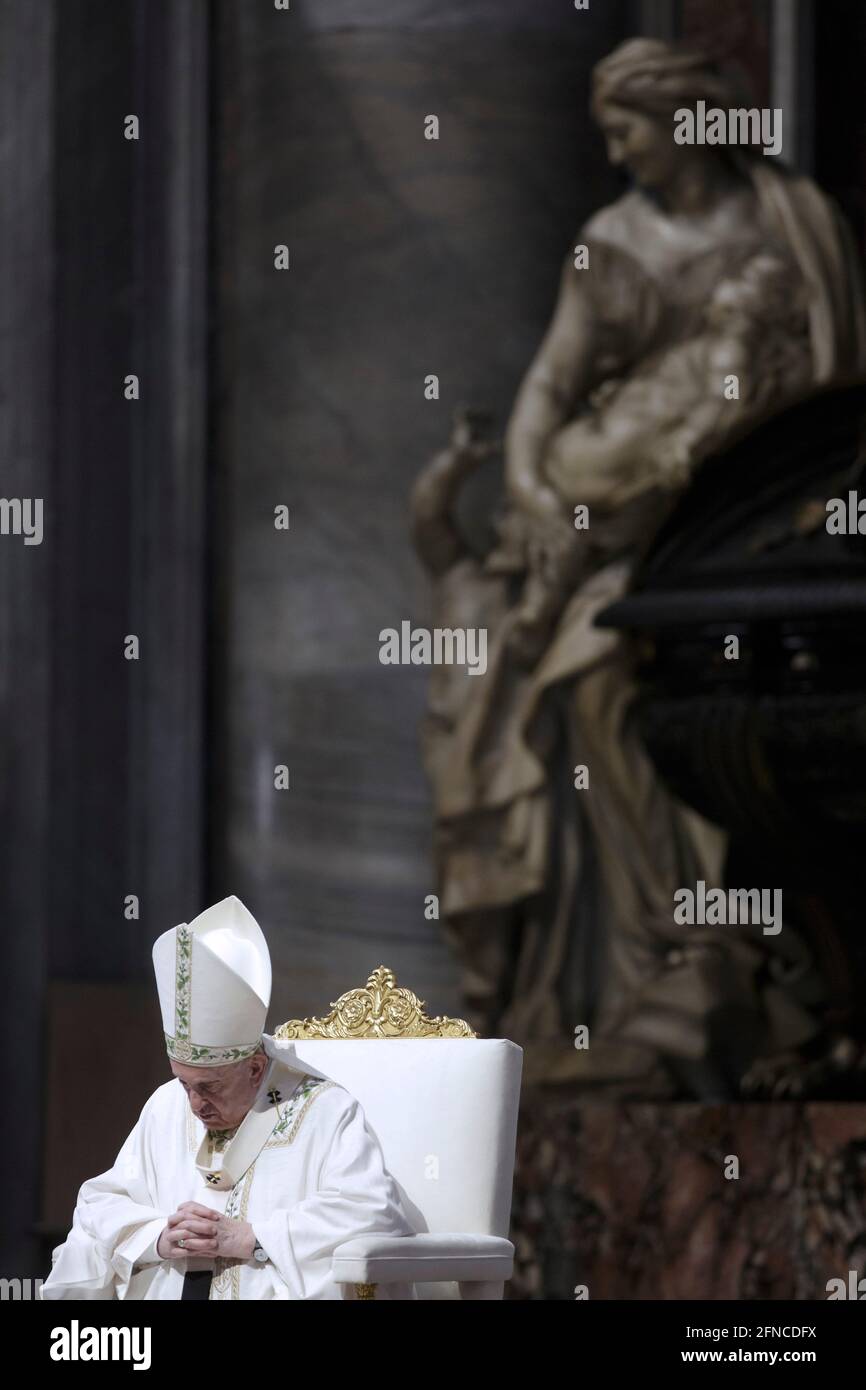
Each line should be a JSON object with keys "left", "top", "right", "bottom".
{"left": 416, "top": 39, "right": 866, "bottom": 1097}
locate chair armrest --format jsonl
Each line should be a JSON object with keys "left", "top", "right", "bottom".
{"left": 331, "top": 1232, "right": 514, "bottom": 1285}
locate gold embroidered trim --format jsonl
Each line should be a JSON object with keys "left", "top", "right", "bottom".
{"left": 210, "top": 1162, "right": 257, "bottom": 1302}
{"left": 210, "top": 1248, "right": 231, "bottom": 1299}
{"left": 166, "top": 1032, "right": 260, "bottom": 1066}
{"left": 231, "top": 1163, "right": 257, "bottom": 1301}
{"left": 265, "top": 1080, "right": 337, "bottom": 1147}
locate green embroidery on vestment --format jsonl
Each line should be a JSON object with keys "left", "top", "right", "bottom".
{"left": 210, "top": 1163, "right": 257, "bottom": 1301}
{"left": 174, "top": 925, "right": 192, "bottom": 1041}
{"left": 266, "top": 1077, "right": 337, "bottom": 1147}
{"left": 165, "top": 1033, "right": 260, "bottom": 1065}
{"left": 207, "top": 1126, "right": 239, "bottom": 1155}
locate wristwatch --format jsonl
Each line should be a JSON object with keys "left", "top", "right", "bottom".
{"left": 252, "top": 1239, "right": 268, "bottom": 1264}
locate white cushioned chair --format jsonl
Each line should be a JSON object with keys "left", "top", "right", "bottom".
{"left": 272, "top": 966, "right": 523, "bottom": 1300}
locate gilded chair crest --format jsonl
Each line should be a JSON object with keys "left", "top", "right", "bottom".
{"left": 274, "top": 965, "right": 476, "bottom": 1041}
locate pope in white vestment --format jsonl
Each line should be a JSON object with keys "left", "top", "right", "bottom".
{"left": 41, "top": 898, "right": 418, "bottom": 1301}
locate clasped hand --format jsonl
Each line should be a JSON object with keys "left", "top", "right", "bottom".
{"left": 156, "top": 1202, "right": 256, "bottom": 1261}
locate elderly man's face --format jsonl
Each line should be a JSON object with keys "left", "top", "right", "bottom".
{"left": 170, "top": 1052, "right": 269, "bottom": 1131}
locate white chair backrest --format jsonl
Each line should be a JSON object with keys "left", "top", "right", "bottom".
{"left": 272, "top": 1037, "right": 523, "bottom": 1238}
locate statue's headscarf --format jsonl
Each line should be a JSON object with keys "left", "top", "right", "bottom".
{"left": 591, "top": 38, "right": 748, "bottom": 123}
{"left": 590, "top": 39, "right": 866, "bottom": 383}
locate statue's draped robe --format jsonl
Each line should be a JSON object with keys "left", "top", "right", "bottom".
{"left": 424, "top": 163, "right": 866, "bottom": 1090}
{"left": 41, "top": 1073, "right": 418, "bottom": 1300}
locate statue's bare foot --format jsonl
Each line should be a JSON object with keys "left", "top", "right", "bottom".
{"left": 740, "top": 1035, "right": 866, "bottom": 1099}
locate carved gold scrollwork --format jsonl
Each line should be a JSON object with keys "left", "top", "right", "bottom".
{"left": 274, "top": 966, "right": 476, "bottom": 1040}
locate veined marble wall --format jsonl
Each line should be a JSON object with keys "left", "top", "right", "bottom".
{"left": 511, "top": 1098, "right": 866, "bottom": 1300}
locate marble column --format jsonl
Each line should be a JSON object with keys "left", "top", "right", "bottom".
{"left": 211, "top": 0, "right": 628, "bottom": 1026}
{"left": 0, "top": 0, "right": 210, "bottom": 1275}
{"left": 0, "top": 0, "right": 55, "bottom": 1278}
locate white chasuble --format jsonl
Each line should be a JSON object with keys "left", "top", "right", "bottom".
{"left": 41, "top": 1071, "right": 418, "bottom": 1300}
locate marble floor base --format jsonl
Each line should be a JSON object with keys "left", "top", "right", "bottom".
{"left": 507, "top": 1092, "right": 866, "bottom": 1300}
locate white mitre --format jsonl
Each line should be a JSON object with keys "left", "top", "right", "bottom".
{"left": 152, "top": 896, "right": 272, "bottom": 1066}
